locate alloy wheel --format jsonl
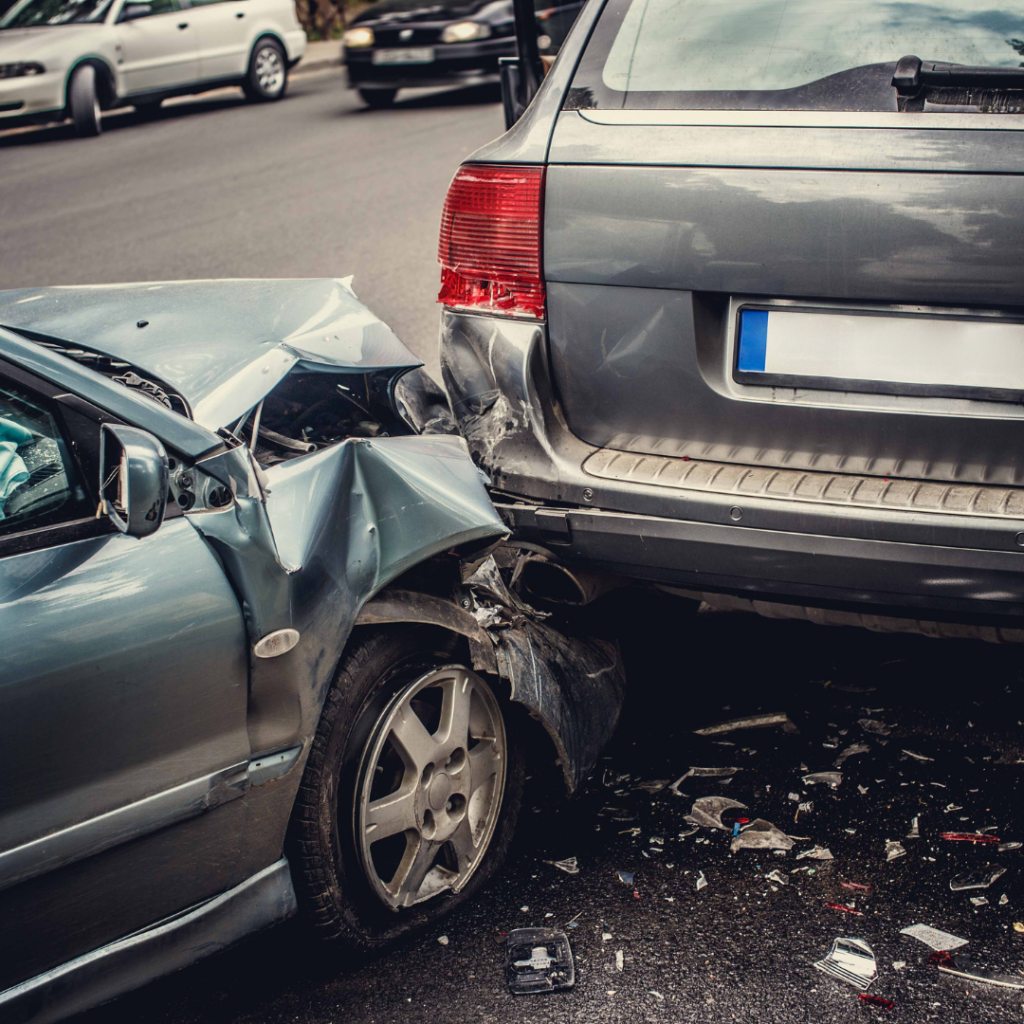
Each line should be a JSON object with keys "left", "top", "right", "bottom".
{"left": 255, "top": 46, "right": 284, "bottom": 95}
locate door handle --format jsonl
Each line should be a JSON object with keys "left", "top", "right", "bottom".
{"left": 177, "top": 20, "right": 188, "bottom": 28}
{"left": 235, "top": 10, "right": 244, "bottom": 16}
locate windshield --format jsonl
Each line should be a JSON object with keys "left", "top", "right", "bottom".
{"left": 571, "top": 0, "right": 1024, "bottom": 110}
{"left": 0, "top": 0, "right": 114, "bottom": 27}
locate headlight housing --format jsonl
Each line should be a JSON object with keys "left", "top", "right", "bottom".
{"left": 343, "top": 26, "right": 375, "bottom": 48}
{"left": 0, "top": 62, "right": 46, "bottom": 79}
{"left": 441, "top": 21, "right": 491, "bottom": 43}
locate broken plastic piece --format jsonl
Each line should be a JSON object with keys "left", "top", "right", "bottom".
{"left": 859, "top": 993, "right": 894, "bottom": 1009}
{"left": 802, "top": 772, "right": 842, "bottom": 788}
{"left": 858, "top": 719, "right": 892, "bottom": 736}
{"left": 685, "top": 796, "right": 748, "bottom": 830}
{"left": 949, "top": 865, "right": 1006, "bottom": 891}
{"left": 970, "top": 896, "right": 989, "bottom": 907}
{"left": 813, "top": 937, "right": 877, "bottom": 990}
{"left": 766, "top": 869, "right": 789, "bottom": 886}
{"left": 999, "top": 841, "right": 1022, "bottom": 852}
{"left": 599, "top": 806, "right": 638, "bottom": 822}
{"left": 936, "top": 957, "right": 1024, "bottom": 990}
{"left": 730, "top": 819, "right": 795, "bottom": 853}
{"left": 835, "top": 743, "right": 871, "bottom": 766}
{"left": 901, "top": 749, "right": 934, "bottom": 762}
{"left": 825, "top": 902, "right": 865, "bottom": 916}
{"left": 506, "top": 928, "right": 575, "bottom": 995}
{"left": 907, "top": 816, "right": 920, "bottom": 839}
{"left": 678, "top": 766, "right": 739, "bottom": 780}
{"left": 617, "top": 870, "right": 634, "bottom": 885}
{"left": 796, "top": 845, "right": 834, "bottom": 861}
{"left": 899, "top": 923, "right": 968, "bottom": 951}
{"left": 545, "top": 857, "right": 580, "bottom": 875}
{"left": 695, "top": 871, "right": 707, "bottom": 891}
{"left": 940, "top": 832, "right": 1000, "bottom": 844}
{"left": 841, "top": 881, "right": 873, "bottom": 892}
{"left": 885, "top": 840, "right": 906, "bottom": 862}
{"left": 633, "top": 779, "right": 670, "bottom": 794}
{"left": 1014, "top": 922, "right": 1024, "bottom": 933}
{"left": 693, "top": 711, "right": 794, "bottom": 736}
{"left": 615, "top": 949, "right": 624, "bottom": 971}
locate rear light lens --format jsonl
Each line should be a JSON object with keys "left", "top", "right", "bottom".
{"left": 437, "top": 163, "right": 545, "bottom": 320}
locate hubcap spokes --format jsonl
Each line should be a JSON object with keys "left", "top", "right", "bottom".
{"left": 356, "top": 666, "right": 506, "bottom": 910}
{"left": 256, "top": 48, "right": 283, "bottom": 92}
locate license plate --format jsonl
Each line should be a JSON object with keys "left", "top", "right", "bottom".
{"left": 372, "top": 47, "right": 434, "bottom": 65}
{"left": 735, "top": 306, "right": 1024, "bottom": 400}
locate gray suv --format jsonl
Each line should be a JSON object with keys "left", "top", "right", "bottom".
{"left": 439, "top": 0, "right": 1024, "bottom": 637}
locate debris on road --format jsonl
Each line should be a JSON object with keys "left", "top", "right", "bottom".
{"left": 859, "top": 993, "right": 895, "bottom": 1009}
{"left": 885, "top": 840, "right": 907, "bottom": 862}
{"left": 694, "top": 712, "right": 794, "bottom": 736}
{"left": 835, "top": 743, "right": 871, "bottom": 766}
{"left": 999, "top": 841, "right": 1022, "bottom": 852}
{"left": 615, "top": 949, "right": 624, "bottom": 971}
{"left": 825, "top": 902, "right": 865, "bottom": 916}
{"left": 796, "top": 845, "right": 834, "bottom": 861}
{"left": 899, "top": 924, "right": 969, "bottom": 951}
{"left": 676, "top": 766, "right": 740, "bottom": 781}
{"left": 901, "top": 749, "right": 934, "bottom": 762}
{"left": 907, "top": 816, "right": 920, "bottom": 839}
{"left": 813, "top": 937, "right": 878, "bottom": 990}
{"left": 858, "top": 719, "right": 892, "bottom": 736}
{"left": 685, "top": 796, "right": 748, "bottom": 830}
{"left": 936, "top": 958, "right": 1024, "bottom": 990}
{"left": 802, "top": 771, "right": 842, "bottom": 788}
{"left": 617, "top": 871, "right": 634, "bottom": 885}
{"left": 940, "top": 832, "right": 1000, "bottom": 844}
{"left": 546, "top": 857, "right": 580, "bottom": 875}
{"left": 841, "top": 881, "right": 873, "bottom": 892}
{"left": 730, "top": 819, "right": 795, "bottom": 853}
{"left": 949, "top": 865, "right": 1006, "bottom": 891}
{"left": 506, "top": 929, "right": 575, "bottom": 995}
{"left": 633, "top": 779, "right": 670, "bottom": 794}
{"left": 437, "top": 935, "right": 449, "bottom": 946}
{"left": 696, "top": 871, "right": 708, "bottom": 891}
{"left": 766, "top": 869, "right": 789, "bottom": 886}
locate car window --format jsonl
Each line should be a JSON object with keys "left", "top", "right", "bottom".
{"left": 130, "top": 0, "right": 179, "bottom": 15}
{"left": 188, "top": 0, "right": 236, "bottom": 7}
{"left": 569, "top": 0, "right": 1024, "bottom": 111}
{"left": 0, "top": 0, "right": 115, "bottom": 26}
{"left": 0, "top": 377, "right": 92, "bottom": 539}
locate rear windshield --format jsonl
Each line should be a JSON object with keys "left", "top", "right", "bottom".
{"left": 569, "top": 0, "right": 1024, "bottom": 111}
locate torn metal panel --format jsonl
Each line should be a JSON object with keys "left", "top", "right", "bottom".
{"left": 357, "top": 554, "right": 626, "bottom": 793}
{"left": 0, "top": 279, "right": 423, "bottom": 431}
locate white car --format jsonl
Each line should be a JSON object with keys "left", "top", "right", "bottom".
{"left": 0, "top": 0, "right": 306, "bottom": 136}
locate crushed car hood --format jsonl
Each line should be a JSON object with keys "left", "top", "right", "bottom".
{"left": 0, "top": 279, "right": 422, "bottom": 431}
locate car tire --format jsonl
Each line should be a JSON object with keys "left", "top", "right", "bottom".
{"left": 68, "top": 64, "right": 102, "bottom": 137}
{"left": 290, "top": 625, "right": 525, "bottom": 951}
{"left": 243, "top": 37, "right": 288, "bottom": 101}
{"left": 359, "top": 88, "right": 397, "bottom": 108}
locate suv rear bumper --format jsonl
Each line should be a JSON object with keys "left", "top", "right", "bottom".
{"left": 440, "top": 309, "right": 1024, "bottom": 623}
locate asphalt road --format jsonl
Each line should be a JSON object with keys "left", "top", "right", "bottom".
{"left": 74, "top": 592, "right": 1024, "bottom": 1024}
{"left": 0, "top": 69, "right": 506, "bottom": 378}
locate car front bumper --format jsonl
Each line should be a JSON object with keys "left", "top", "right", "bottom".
{"left": 343, "top": 38, "right": 514, "bottom": 89}
{"left": 0, "top": 70, "right": 65, "bottom": 124}
{"left": 440, "top": 308, "right": 1024, "bottom": 624}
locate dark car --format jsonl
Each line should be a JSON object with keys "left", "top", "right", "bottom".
{"left": 438, "top": 0, "right": 1024, "bottom": 643}
{"left": 342, "top": 0, "right": 581, "bottom": 107}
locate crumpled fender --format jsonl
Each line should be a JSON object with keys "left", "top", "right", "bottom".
{"left": 356, "top": 555, "right": 626, "bottom": 793}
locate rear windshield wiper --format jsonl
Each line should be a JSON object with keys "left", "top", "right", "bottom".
{"left": 893, "top": 54, "right": 1024, "bottom": 94}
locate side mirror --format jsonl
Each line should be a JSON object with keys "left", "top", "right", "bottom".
{"left": 100, "top": 424, "right": 169, "bottom": 538}
{"left": 119, "top": 3, "right": 152, "bottom": 21}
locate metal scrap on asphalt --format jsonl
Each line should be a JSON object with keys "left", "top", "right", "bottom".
{"left": 813, "top": 937, "right": 878, "bottom": 990}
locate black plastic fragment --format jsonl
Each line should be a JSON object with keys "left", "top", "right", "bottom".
{"left": 506, "top": 928, "right": 575, "bottom": 995}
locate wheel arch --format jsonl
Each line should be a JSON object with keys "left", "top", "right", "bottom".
{"left": 64, "top": 55, "right": 118, "bottom": 112}
{"left": 248, "top": 30, "right": 289, "bottom": 64}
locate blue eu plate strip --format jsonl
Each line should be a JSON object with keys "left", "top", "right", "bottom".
{"left": 737, "top": 310, "right": 769, "bottom": 372}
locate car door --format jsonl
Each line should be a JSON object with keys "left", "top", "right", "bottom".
{"left": 114, "top": 0, "right": 200, "bottom": 94}
{"left": 187, "top": 0, "right": 251, "bottom": 81}
{"left": 0, "top": 361, "right": 252, "bottom": 993}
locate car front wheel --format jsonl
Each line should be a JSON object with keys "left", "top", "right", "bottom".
{"left": 244, "top": 38, "right": 288, "bottom": 101}
{"left": 290, "top": 625, "right": 525, "bottom": 950}
{"left": 68, "top": 64, "right": 101, "bottom": 137}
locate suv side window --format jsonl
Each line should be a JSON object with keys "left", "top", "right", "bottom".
{"left": 128, "top": 0, "right": 180, "bottom": 16}
{"left": 0, "top": 376, "right": 92, "bottom": 539}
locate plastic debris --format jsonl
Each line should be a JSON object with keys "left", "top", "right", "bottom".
{"left": 813, "top": 937, "right": 878, "bottom": 990}
{"left": 685, "top": 796, "right": 748, "bottom": 830}
{"left": 677, "top": 825, "right": 699, "bottom": 838}
{"left": 437, "top": 935, "right": 449, "bottom": 945}
{"left": 1000, "top": 894, "right": 1009, "bottom": 906}
{"left": 633, "top": 779, "right": 670, "bottom": 794}
{"left": 893, "top": 961, "right": 906, "bottom": 971}
{"left": 885, "top": 840, "right": 906, "bottom": 862}
{"left": 949, "top": 865, "right": 1006, "bottom": 891}
{"left": 599, "top": 807, "right": 638, "bottom": 822}
{"left": 677, "top": 766, "right": 740, "bottom": 781}
{"left": 802, "top": 772, "right": 842, "bottom": 788}
{"left": 859, "top": 993, "right": 895, "bottom": 1009}
{"left": 615, "top": 949, "right": 624, "bottom": 971}
{"left": 506, "top": 929, "right": 575, "bottom": 995}
{"left": 1014, "top": 922, "right": 1024, "bottom": 933}
{"left": 858, "top": 719, "right": 892, "bottom": 736}
{"left": 970, "top": 896, "right": 989, "bottom": 906}
{"left": 835, "top": 743, "right": 871, "bottom": 766}
{"left": 617, "top": 870, "right": 634, "bottom": 885}
{"left": 695, "top": 871, "right": 708, "bottom": 891}
{"left": 766, "top": 869, "right": 789, "bottom": 886}
{"left": 999, "top": 841, "right": 1022, "bottom": 852}
{"left": 907, "top": 816, "right": 920, "bottom": 839}
{"left": 899, "top": 923, "right": 969, "bottom": 951}
{"left": 940, "top": 832, "right": 1000, "bottom": 844}
{"left": 730, "top": 819, "right": 795, "bottom": 853}
{"left": 936, "top": 957, "right": 1024, "bottom": 990}
{"left": 649, "top": 990, "right": 664, "bottom": 1000}
{"left": 901, "top": 749, "right": 934, "bottom": 762}
{"left": 545, "top": 857, "right": 579, "bottom": 875}
{"left": 796, "top": 845, "right": 834, "bottom": 861}
{"left": 943, "top": 804, "right": 963, "bottom": 813}
{"left": 694, "top": 711, "right": 794, "bottom": 736}
{"left": 825, "top": 902, "right": 864, "bottom": 916}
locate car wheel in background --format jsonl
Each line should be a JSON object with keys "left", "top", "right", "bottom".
{"left": 244, "top": 37, "right": 288, "bottom": 101}
{"left": 68, "top": 64, "right": 101, "bottom": 137}
{"left": 359, "top": 88, "right": 397, "bottom": 108}
{"left": 290, "top": 625, "right": 525, "bottom": 951}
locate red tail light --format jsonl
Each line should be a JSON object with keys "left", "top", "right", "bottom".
{"left": 437, "top": 163, "right": 545, "bottom": 320}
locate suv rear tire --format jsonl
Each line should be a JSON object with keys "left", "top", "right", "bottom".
{"left": 68, "top": 64, "right": 102, "bottom": 137}
{"left": 289, "top": 625, "right": 525, "bottom": 951}
{"left": 244, "top": 38, "right": 288, "bottom": 101}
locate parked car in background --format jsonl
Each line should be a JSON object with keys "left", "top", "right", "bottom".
{"left": 0, "top": 279, "right": 623, "bottom": 1024}
{"left": 342, "top": 0, "right": 582, "bottom": 108}
{"left": 439, "top": 0, "right": 1024, "bottom": 643}
{"left": 0, "top": 0, "right": 306, "bottom": 136}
